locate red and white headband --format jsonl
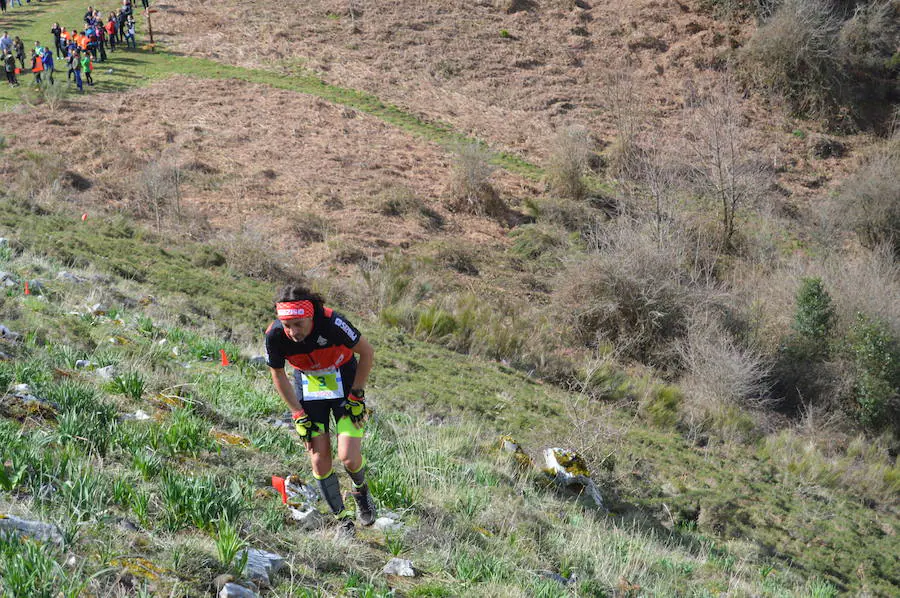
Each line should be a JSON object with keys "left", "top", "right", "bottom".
{"left": 276, "top": 300, "right": 314, "bottom": 321}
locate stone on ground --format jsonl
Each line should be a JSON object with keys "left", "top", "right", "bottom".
{"left": 383, "top": 557, "right": 416, "bottom": 577}
{"left": 0, "top": 514, "right": 63, "bottom": 544}
{"left": 238, "top": 548, "right": 285, "bottom": 587}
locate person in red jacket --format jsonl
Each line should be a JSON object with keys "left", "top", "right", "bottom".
{"left": 265, "top": 284, "right": 377, "bottom": 533}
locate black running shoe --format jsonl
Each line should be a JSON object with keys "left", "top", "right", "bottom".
{"left": 351, "top": 484, "right": 377, "bottom": 527}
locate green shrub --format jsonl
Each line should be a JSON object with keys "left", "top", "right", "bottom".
{"left": 846, "top": 313, "right": 899, "bottom": 431}
{"left": 108, "top": 371, "right": 146, "bottom": 401}
{"left": 643, "top": 384, "right": 683, "bottom": 428}
{"left": 0, "top": 535, "right": 87, "bottom": 598}
{"left": 215, "top": 518, "right": 248, "bottom": 576}
{"left": 508, "top": 224, "right": 567, "bottom": 260}
{"left": 793, "top": 277, "right": 835, "bottom": 348}
{"left": 162, "top": 473, "right": 247, "bottom": 531}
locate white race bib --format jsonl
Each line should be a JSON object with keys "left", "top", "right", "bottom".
{"left": 300, "top": 368, "right": 344, "bottom": 400}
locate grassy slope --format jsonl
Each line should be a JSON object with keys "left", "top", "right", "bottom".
{"left": 1, "top": 202, "right": 898, "bottom": 597}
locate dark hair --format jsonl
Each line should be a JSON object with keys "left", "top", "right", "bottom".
{"left": 275, "top": 284, "right": 324, "bottom": 315}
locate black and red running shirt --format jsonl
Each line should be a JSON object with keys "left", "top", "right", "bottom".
{"left": 265, "top": 307, "right": 361, "bottom": 372}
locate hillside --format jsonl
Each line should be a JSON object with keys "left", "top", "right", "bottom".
{"left": 0, "top": 0, "right": 898, "bottom": 596}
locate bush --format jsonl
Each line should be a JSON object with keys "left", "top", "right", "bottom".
{"left": 846, "top": 313, "right": 899, "bottom": 431}
{"left": 375, "top": 185, "right": 422, "bottom": 217}
{"left": 741, "top": 0, "right": 845, "bottom": 116}
{"left": 793, "top": 277, "right": 836, "bottom": 349}
{"left": 839, "top": 137, "right": 900, "bottom": 256}
{"left": 447, "top": 143, "right": 505, "bottom": 217}
{"left": 547, "top": 126, "right": 593, "bottom": 200}
{"left": 508, "top": 224, "right": 568, "bottom": 260}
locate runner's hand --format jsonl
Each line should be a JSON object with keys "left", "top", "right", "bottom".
{"left": 292, "top": 411, "right": 316, "bottom": 445}
{"left": 345, "top": 393, "right": 367, "bottom": 427}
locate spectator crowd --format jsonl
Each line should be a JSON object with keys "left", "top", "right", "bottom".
{"left": 2, "top": 0, "right": 142, "bottom": 92}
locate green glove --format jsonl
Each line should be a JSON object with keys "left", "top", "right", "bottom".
{"left": 292, "top": 411, "right": 317, "bottom": 442}
{"left": 345, "top": 393, "right": 367, "bottom": 425}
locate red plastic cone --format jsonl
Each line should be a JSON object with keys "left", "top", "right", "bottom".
{"left": 23, "top": 282, "right": 29, "bottom": 295}
{"left": 81, "top": 213, "right": 88, "bottom": 222}
{"left": 219, "top": 349, "right": 230, "bottom": 367}
{"left": 271, "top": 476, "right": 288, "bottom": 504}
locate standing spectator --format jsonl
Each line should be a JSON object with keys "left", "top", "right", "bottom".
{"left": 72, "top": 50, "right": 83, "bottom": 92}
{"left": 117, "top": 10, "right": 127, "bottom": 44}
{"left": 9, "top": 0, "right": 21, "bottom": 8}
{"left": 80, "top": 51, "right": 93, "bottom": 86}
{"left": 106, "top": 17, "right": 116, "bottom": 51}
{"left": 51, "top": 23, "right": 63, "bottom": 58}
{"left": 30, "top": 49, "right": 43, "bottom": 85}
{"left": 0, "top": 32, "right": 12, "bottom": 55}
{"left": 84, "top": 6, "right": 94, "bottom": 23}
{"left": 4, "top": 50, "right": 17, "bottom": 86}
{"left": 141, "top": 0, "right": 149, "bottom": 10}
{"left": 124, "top": 16, "right": 136, "bottom": 49}
{"left": 13, "top": 37, "right": 25, "bottom": 71}
{"left": 0, "top": 0, "right": 7, "bottom": 15}
{"left": 65, "top": 45, "right": 75, "bottom": 81}
{"left": 96, "top": 24, "right": 107, "bottom": 62}
{"left": 41, "top": 46, "right": 54, "bottom": 85}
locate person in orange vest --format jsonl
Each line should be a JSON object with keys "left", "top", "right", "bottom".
{"left": 105, "top": 17, "right": 116, "bottom": 52}
{"left": 30, "top": 49, "right": 43, "bottom": 85}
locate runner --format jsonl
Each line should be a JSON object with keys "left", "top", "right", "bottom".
{"left": 265, "top": 285, "right": 377, "bottom": 534}
{"left": 3, "top": 50, "right": 17, "bottom": 87}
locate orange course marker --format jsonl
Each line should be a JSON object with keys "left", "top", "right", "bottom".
{"left": 81, "top": 213, "right": 88, "bottom": 222}
{"left": 219, "top": 349, "right": 230, "bottom": 367}
{"left": 24, "top": 281, "right": 30, "bottom": 295}
{"left": 271, "top": 476, "right": 288, "bottom": 504}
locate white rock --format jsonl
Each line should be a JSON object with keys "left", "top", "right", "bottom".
{"left": 288, "top": 507, "right": 324, "bottom": 531}
{"left": 0, "top": 515, "right": 63, "bottom": 544}
{"left": 249, "top": 355, "right": 266, "bottom": 365}
{"left": 120, "top": 409, "right": 151, "bottom": 422}
{"left": 96, "top": 365, "right": 117, "bottom": 380}
{"left": 0, "top": 238, "right": 7, "bottom": 247}
{"left": 89, "top": 303, "right": 107, "bottom": 316}
{"left": 218, "top": 583, "right": 258, "bottom": 598}
{"left": 13, "top": 383, "right": 31, "bottom": 395}
{"left": 238, "top": 549, "right": 285, "bottom": 588}
{"left": 373, "top": 517, "right": 403, "bottom": 532}
{"left": 56, "top": 271, "right": 84, "bottom": 283}
{"left": 74, "top": 360, "right": 92, "bottom": 369}
{"left": 0, "top": 324, "right": 19, "bottom": 341}
{"left": 383, "top": 558, "right": 416, "bottom": 577}
{"left": 0, "top": 271, "right": 16, "bottom": 283}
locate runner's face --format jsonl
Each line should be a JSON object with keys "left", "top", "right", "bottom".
{"left": 283, "top": 318, "right": 313, "bottom": 342}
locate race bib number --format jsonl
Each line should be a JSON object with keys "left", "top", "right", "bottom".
{"left": 300, "top": 368, "right": 344, "bottom": 400}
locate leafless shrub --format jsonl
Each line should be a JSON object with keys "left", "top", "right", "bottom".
{"left": 447, "top": 142, "right": 505, "bottom": 217}
{"left": 601, "top": 71, "right": 646, "bottom": 179}
{"left": 555, "top": 218, "right": 717, "bottom": 368}
{"left": 137, "top": 153, "right": 182, "bottom": 233}
{"left": 681, "top": 77, "right": 771, "bottom": 249}
{"left": 822, "top": 243, "right": 900, "bottom": 337}
{"left": 217, "top": 222, "right": 289, "bottom": 281}
{"left": 547, "top": 125, "right": 593, "bottom": 200}
{"left": 837, "top": 135, "right": 900, "bottom": 256}
{"left": 375, "top": 185, "right": 422, "bottom": 217}
{"left": 679, "top": 313, "right": 774, "bottom": 408}
{"left": 741, "top": 0, "right": 845, "bottom": 116}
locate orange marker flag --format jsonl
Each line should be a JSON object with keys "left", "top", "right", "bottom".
{"left": 219, "top": 349, "right": 230, "bottom": 367}
{"left": 24, "top": 281, "right": 30, "bottom": 295}
{"left": 271, "top": 476, "right": 288, "bottom": 504}
{"left": 81, "top": 213, "right": 88, "bottom": 222}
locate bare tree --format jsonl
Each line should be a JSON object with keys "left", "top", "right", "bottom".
{"left": 682, "top": 77, "right": 769, "bottom": 249}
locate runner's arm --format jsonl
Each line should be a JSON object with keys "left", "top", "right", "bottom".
{"left": 270, "top": 367, "right": 304, "bottom": 414}
{"left": 349, "top": 336, "right": 374, "bottom": 392}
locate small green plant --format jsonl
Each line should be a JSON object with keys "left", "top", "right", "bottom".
{"left": 162, "top": 473, "right": 247, "bottom": 532}
{"left": 163, "top": 407, "right": 213, "bottom": 456}
{"left": 109, "top": 371, "right": 146, "bottom": 401}
{"left": 0, "top": 462, "right": 27, "bottom": 492}
{"left": 136, "top": 314, "right": 155, "bottom": 337}
{"left": 55, "top": 405, "right": 118, "bottom": 457}
{"left": 0, "top": 535, "right": 87, "bottom": 598}
{"left": 793, "top": 277, "right": 835, "bottom": 349}
{"left": 215, "top": 517, "right": 248, "bottom": 576}
{"left": 112, "top": 477, "right": 134, "bottom": 506}
{"left": 58, "top": 464, "right": 112, "bottom": 522}
{"left": 499, "top": 29, "right": 511, "bottom": 38}
{"left": 131, "top": 489, "right": 151, "bottom": 528}
{"left": 132, "top": 448, "right": 162, "bottom": 480}
{"left": 385, "top": 533, "right": 405, "bottom": 556}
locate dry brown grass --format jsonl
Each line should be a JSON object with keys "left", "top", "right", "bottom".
{"left": 447, "top": 143, "right": 505, "bottom": 218}
{"left": 547, "top": 125, "right": 593, "bottom": 200}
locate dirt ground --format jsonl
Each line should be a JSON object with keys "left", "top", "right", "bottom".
{"left": 0, "top": 76, "right": 535, "bottom": 274}
{"left": 153, "top": 0, "right": 864, "bottom": 199}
